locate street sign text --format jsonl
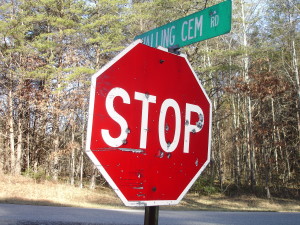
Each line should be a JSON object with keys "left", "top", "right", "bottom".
{"left": 134, "top": 0, "right": 232, "bottom": 48}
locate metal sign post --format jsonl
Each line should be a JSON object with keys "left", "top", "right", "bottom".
{"left": 85, "top": 1, "right": 232, "bottom": 224}
{"left": 144, "top": 206, "right": 159, "bottom": 225}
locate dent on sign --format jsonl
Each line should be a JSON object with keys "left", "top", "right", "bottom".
{"left": 101, "top": 87, "right": 205, "bottom": 154}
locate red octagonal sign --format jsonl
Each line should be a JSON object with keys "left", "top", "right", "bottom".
{"left": 86, "top": 40, "right": 211, "bottom": 206}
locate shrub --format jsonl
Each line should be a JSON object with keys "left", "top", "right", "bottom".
{"left": 190, "top": 177, "right": 220, "bottom": 195}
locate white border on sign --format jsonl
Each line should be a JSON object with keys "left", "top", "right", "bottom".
{"left": 85, "top": 39, "right": 212, "bottom": 207}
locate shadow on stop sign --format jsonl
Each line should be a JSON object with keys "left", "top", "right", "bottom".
{"left": 86, "top": 40, "right": 212, "bottom": 207}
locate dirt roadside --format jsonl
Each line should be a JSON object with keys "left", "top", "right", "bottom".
{"left": 1, "top": 174, "right": 299, "bottom": 212}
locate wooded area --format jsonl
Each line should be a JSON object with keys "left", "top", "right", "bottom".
{"left": 0, "top": 0, "right": 299, "bottom": 199}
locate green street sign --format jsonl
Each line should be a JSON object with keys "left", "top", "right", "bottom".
{"left": 134, "top": 0, "right": 232, "bottom": 48}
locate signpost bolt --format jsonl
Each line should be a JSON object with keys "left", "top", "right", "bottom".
{"left": 168, "top": 45, "right": 180, "bottom": 55}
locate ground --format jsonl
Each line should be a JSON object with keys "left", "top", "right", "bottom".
{"left": 0, "top": 173, "right": 299, "bottom": 212}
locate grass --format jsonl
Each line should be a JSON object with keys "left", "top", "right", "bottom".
{"left": 1, "top": 172, "right": 299, "bottom": 212}
{"left": 0, "top": 172, "right": 122, "bottom": 209}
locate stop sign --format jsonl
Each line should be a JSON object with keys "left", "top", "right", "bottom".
{"left": 86, "top": 40, "right": 211, "bottom": 206}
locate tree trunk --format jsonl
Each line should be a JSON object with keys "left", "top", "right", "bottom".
{"left": 271, "top": 98, "right": 279, "bottom": 173}
{"left": 79, "top": 150, "right": 84, "bottom": 189}
{"left": 217, "top": 120, "right": 223, "bottom": 190}
{"left": 53, "top": 137, "right": 59, "bottom": 181}
{"left": 8, "top": 89, "right": 15, "bottom": 174}
{"left": 52, "top": 80, "right": 61, "bottom": 181}
{"left": 232, "top": 95, "right": 241, "bottom": 186}
{"left": 241, "top": 0, "right": 256, "bottom": 189}
{"left": 26, "top": 129, "right": 30, "bottom": 171}
{"left": 0, "top": 131, "right": 4, "bottom": 172}
{"left": 204, "top": 41, "right": 217, "bottom": 184}
{"left": 80, "top": 105, "right": 86, "bottom": 189}
{"left": 290, "top": 28, "right": 300, "bottom": 153}
{"left": 90, "top": 166, "right": 97, "bottom": 189}
{"left": 282, "top": 130, "right": 291, "bottom": 180}
{"left": 70, "top": 127, "right": 76, "bottom": 186}
{"left": 15, "top": 118, "right": 22, "bottom": 174}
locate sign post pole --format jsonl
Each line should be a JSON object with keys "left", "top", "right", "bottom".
{"left": 144, "top": 206, "right": 159, "bottom": 225}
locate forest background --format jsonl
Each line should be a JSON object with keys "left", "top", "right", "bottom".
{"left": 0, "top": 0, "right": 299, "bottom": 201}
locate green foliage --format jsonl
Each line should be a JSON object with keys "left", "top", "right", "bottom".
{"left": 22, "top": 168, "right": 50, "bottom": 182}
{"left": 191, "top": 177, "right": 220, "bottom": 196}
{"left": 64, "top": 67, "right": 96, "bottom": 81}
